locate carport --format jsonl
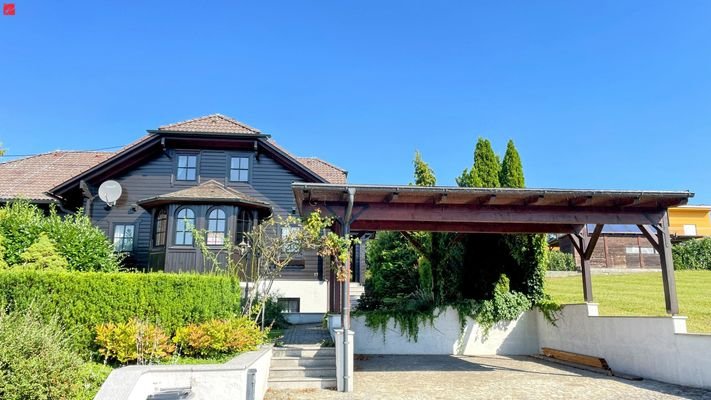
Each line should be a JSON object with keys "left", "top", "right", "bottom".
{"left": 292, "top": 183, "right": 693, "bottom": 392}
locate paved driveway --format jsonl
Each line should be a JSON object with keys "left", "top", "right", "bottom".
{"left": 266, "top": 355, "right": 711, "bottom": 400}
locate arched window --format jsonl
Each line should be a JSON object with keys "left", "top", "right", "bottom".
{"left": 175, "top": 208, "right": 195, "bottom": 245}
{"left": 235, "top": 208, "right": 253, "bottom": 244}
{"left": 154, "top": 209, "right": 167, "bottom": 247}
{"left": 207, "top": 208, "right": 226, "bottom": 245}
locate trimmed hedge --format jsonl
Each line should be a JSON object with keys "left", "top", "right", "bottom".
{"left": 0, "top": 270, "right": 241, "bottom": 352}
{"left": 673, "top": 237, "right": 711, "bottom": 270}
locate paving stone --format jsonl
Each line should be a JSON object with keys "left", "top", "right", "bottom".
{"left": 282, "top": 324, "right": 331, "bottom": 345}
{"left": 265, "top": 355, "right": 711, "bottom": 400}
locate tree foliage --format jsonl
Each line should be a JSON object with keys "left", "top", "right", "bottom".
{"left": 500, "top": 139, "right": 525, "bottom": 188}
{"left": 457, "top": 138, "right": 501, "bottom": 188}
{"left": 19, "top": 233, "right": 68, "bottom": 270}
{"left": 359, "top": 138, "right": 551, "bottom": 336}
{"left": 0, "top": 201, "right": 121, "bottom": 271}
{"left": 413, "top": 151, "right": 436, "bottom": 186}
{"left": 673, "top": 237, "right": 711, "bottom": 270}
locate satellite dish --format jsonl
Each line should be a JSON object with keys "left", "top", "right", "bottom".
{"left": 98, "top": 180, "right": 122, "bottom": 207}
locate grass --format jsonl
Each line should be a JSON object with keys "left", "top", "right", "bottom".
{"left": 76, "top": 362, "right": 113, "bottom": 400}
{"left": 545, "top": 270, "right": 711, "bottom": 333}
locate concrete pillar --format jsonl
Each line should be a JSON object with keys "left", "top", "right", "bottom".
{"left": 334, "top": 329, "right": 354, "bottom": 392}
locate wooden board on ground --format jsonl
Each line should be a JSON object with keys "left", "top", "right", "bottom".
{"left": 541, "top": 347, "right": 610, "bottom": 370}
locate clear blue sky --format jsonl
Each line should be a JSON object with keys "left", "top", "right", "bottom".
{"left": 1, "top": 1, "right": 710, "bottom": 203}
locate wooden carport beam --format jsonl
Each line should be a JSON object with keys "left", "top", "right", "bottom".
{"left": 569, "top": 224, "right": 604, "bottom": 303}
{"left": 638, "top": 215, "right": 679, "bottom": 315}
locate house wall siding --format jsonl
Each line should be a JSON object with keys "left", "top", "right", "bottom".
{"left": 560, "top": 235, "right": 661, "bottom": 269}
{"left": 87, "top": 144, "right": 320, "bottom": 281}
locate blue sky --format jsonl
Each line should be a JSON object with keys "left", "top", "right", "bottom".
{"left": 1, "top": 1, "right": 710, "bottom": 203}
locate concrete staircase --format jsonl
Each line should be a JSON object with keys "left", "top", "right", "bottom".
{"left": 350, "top": 282, "right": 365, "bottom": 309}
{"left": 268, "top": 345, "right": 337, "bottom": 389}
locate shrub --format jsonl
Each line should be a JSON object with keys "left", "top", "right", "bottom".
{"left": 547, "top": 250, "right": 576, "bottom": 271}
{"left": 0, "top": 201, "right": 121, "bottom": 271}
{"left": 19, "top": 233, "right": 68, "bottom": 270}
{"left": 96, "top": 318, "right": 174, "bottom": 364}
{"left": 173, "top": 317, "right": 266, "bottom": 357}
{"left": 251, "top": 295, "right": 289, "bottom": 329}
{"left": 0, "top": 270, "right": 241, "bottom": 352}
{"left": 0, "top": 308, "right": 83, "bottom": 400}
{"left": 673, "top": 237, "right": 711, "bottom": 270}
{"left": 0, "top": 234, "right": 8, "bottom": 269}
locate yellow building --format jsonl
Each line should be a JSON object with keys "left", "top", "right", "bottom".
{"left": 668, "top": 205, "right": 711, "bottom": 238}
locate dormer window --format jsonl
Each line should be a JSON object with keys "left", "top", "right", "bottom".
{"left": 230, "top": 156, "right": 249, "bottom": 182}
{"left": 176, "top": 155, "right": 197, "bottom": 181}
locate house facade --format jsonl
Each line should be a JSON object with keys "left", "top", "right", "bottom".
{"left": 0, "top": 114, "right": 364, "bottom": 319}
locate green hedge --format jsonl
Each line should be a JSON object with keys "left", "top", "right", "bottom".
{"left": 673, "top": 237, "right": 711, "bottom": 270}
{"left": 0, "top": 270, "right": 241, "bottom": 353}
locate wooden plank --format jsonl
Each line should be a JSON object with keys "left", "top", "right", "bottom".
{"left": 584, "top": 224, "right": 604, "bottom": 260}
{"left": 637, "top": 224, "right": 660, "bottom": 252}
{"left": 302, "top": 203, "right": 666, "bottom": 226}
{"left": 541, "top": 347, "right": 610, "bottom": 370}
{"left": 349, "top": 221, "right": 580, "bottom": 234}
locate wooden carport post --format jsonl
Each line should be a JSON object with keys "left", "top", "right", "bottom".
{"left": 637, "top": 211, "right": 679, "bottom": 315}
{"left": 570, "top": 224, "right": 604, "bottom": 302}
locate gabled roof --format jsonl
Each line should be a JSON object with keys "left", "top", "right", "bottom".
{"left": 138, "top": 180, "right": 271, "bottom": 209}
{"left": 158, "top": 113, "right": 261, "bottom": 134}
{"left": 44, "top": 113, "right": 345, "bottom": 197}
{"left": 296, "top": 157, "right": 347, "bottom": 184}
{"left": 0, "top": 151, "right": 114, "bottom": 202}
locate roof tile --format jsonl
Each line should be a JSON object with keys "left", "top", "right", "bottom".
{"left": 0, "top": 151, "right": 114, "bottom": 201}
{"left": 159, "top": 114, "right": 261, "bottom": 134}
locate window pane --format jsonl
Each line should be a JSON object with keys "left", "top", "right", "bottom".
{"left": 240, "top": 157, "right": 249, "bottom": 169}
{"left": 124, "top": 225, "right": 134, "bottom": 237}
{"left": 186, "top": 169, "right": 196, "bottom": 180}
{"left": 187, "top": 156, "right": 196, "bottom": 168}
{"left": 239, "top": 170, "right": 248, "bottom": 182}
{"left": 231, "top": 157, "right": 239, "bottom": 168}
{"left": 177, "top": 168, "right": 187, "bottom": 180}
{"left": 184, "top": 231, "right": 193, "bottom": 244}
{"left": 216, "top": 220, "right": 225, "bottom": 232}
{"left": 178, "top": 156, "right": 187, "bottom": 168}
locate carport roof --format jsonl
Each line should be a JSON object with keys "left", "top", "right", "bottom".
{"left": 292, "top": 183, "right": 693, "bottom": 234}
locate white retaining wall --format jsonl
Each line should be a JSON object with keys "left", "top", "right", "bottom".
{"left": 351, "top": 307, "right": 539, "bottom": 355}
{"left": 95, "top": 346, "right": 272, "bottom": 400}
{"left": 349, "top": 304, "right": 711, "bottom": 389}
{"left": 537, "top": 303, "right": 711, "bottom": 389}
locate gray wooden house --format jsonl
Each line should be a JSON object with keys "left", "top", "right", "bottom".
{"left": 0, "top": 114, "right": 362, "bottom": 318}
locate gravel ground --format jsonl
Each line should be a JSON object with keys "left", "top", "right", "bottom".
{"left": 265, "top": 355, "right": 711, "bottom": 400}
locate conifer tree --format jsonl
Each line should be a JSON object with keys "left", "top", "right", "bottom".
{"left": 457, "top": 138, "right": 500, "bottom": 188}
{"left": 19, "top": 233, "right": 68, "bottom": 270}
{"left": 500, "top": 140, "right": 525, "bottom": 188}
{"left": 413, "top": 151, "right": 436, "bottom": 186}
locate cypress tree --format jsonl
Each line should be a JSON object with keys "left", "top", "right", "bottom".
{"left": 458, "top": 138, "right": 500, "bottom": 188}
{"left": 500, "top": 140, "right": 525, "bottom": 188}
{"left": 413, "top": 151, "right": 436, "bottom": 186}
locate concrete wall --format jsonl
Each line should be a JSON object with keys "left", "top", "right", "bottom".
{"left": 348, "top": 304, "right": 711, "bottom": 389}
{"left": 537, "top": 303, "right": 711, "bottom": 389}
{"left": 269, "top": 280, "right": 328, "bottom": 314}
{"left": 95, "top": 346, "right": 272, "bottom": 400}
{"left": 350, "top": 307, "right": 539, "bottom": 356}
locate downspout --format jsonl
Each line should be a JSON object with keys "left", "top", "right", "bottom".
{"left": 341, "top": 187, "right": 355, "bottom": 390}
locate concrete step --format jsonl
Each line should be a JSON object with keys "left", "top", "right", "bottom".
{"left": 272, "top": 347, "right": 336, "bottom": 358}
{"left": 269, "top": 366, "right": 336, "bottom": 379}
{"left": 271, "top": 356, "right": 336, "bottom": 368}
{"left": 268, "top": 377, "right": 337, "bottom": 390}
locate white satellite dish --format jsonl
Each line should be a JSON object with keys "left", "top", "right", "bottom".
{"left": 98, "top": 180, "right": 122, "bottom": 207}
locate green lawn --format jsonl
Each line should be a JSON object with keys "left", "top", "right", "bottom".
{"left": 545, "top": 270, "right": 711, "bottom": 333}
